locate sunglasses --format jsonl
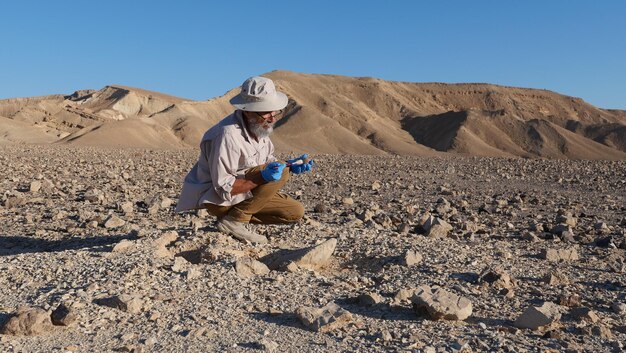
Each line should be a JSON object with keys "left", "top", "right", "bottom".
{"left": 254, "top": 110, "right": 283, "bottom": 120}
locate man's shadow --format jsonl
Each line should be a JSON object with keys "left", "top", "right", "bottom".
{"left": 0, "top": 233, "right": 136, "bottom": 256}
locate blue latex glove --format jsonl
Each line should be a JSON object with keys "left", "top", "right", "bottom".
{"left": 287, "top": 154, "right": 314, "bottom": 174}
{"left": 260, "top": 162, "right": 286, "bottom": 182}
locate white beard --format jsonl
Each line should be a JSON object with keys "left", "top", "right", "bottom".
{"left": 248, "top": 120, "right": 274, "bottom": 139}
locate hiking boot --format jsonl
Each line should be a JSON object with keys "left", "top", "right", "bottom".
{"left": 216, "top": 216, "right": 268, "bottom": 244}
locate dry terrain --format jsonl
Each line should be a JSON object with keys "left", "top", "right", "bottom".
{"left": 1, "top": 144, "right": 625, "bottom": 352}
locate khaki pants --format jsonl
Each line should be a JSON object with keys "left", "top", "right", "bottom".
{"left": 203, "top": 164, "right": 304, "bottom": 224}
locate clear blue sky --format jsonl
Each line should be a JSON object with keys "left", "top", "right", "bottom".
{"left": 1, "top": 1, "right": 625, "bottom": 109}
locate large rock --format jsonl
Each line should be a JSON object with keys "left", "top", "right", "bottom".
{"left": 295, "top": 302, "right": 353, "bottom": 332}
{"left": 514, "top": 302, "right": 561, "bottom": 330}
{"left": 235, "top": 257, "right": 270, "bottom": 278}
{"left": 411, "top": 285, "right": 472, "bottom": 321}
{"left": 0, "top": 307, "right": 53, "bottom": 336}
{"left": 261, "top": 238, "right": 337, "bottom": 271}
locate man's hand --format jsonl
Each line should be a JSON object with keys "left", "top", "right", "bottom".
{"left": 261, "top": 162, "right": 286, "bottom": 182}
{"left": 286, "top": 154, "right": 314, "bottom": 174}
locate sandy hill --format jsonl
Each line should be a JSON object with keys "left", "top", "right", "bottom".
{"left": 1, "top": 71, "right": 625, "bottom": 159}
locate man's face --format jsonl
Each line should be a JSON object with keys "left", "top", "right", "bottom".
{"left": 245, "top": 110, "right": 283, "bottom": 138}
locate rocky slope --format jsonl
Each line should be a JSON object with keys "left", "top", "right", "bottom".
{"left": 0, "top": 145, "right": 624, "bottom": 352}
{"left": 1, "top": 72, "right": 625, "bottom": 159}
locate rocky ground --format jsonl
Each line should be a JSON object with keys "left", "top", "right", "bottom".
{"left": 0, "top": 144, "right": 625, "bottom": 353}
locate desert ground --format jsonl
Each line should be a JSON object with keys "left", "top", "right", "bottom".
{"left": 1, "top": 144, "right": 625, "bottom": 352}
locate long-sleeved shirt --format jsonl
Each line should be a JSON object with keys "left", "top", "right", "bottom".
{"left": 175, "top": 110, "right": 276, "bottom": 212}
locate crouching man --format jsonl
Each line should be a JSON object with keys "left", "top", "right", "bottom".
{"left": 175, "top": 76, "right": 314, "bottom": 244}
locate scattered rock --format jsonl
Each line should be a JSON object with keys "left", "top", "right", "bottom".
{"left": 51, "top": 303, "right": 77, "bottom": 326}
{"left": 29, "top": 180, "right": 42, "bottom": 193}
{"left": 234, "top": 257, "right": 270, "bottom": 278}
{"left": 611, "top": 302, "right": 626, "bottom": 315}
{"left": 411, "top": 285, "right": 472, "bottom": 321}
{"left": 95, "top": 295, "right": 143, "bottom": 314}
{"left": 569, "top": 307, "right": 599, "bottom": 323}
{"left": 543, "top": 269, "right": 570, "bottom": 286}
{"left": 104, "top": 214, "right": 126, "bottom": 229}
{"left": 295, "top": 302, "right": 353, "bottom": 332}
{"left": 357, "top": 292, "right": 383, "bottom": 306}
{"left": 403, "top": 250, "right": 422, "bottom": 266}
{"left": 514, "top": 302, "right": 561, "bottom": 330}
{"left": 261, "top": 238, "right": 337, "bottom": 271}
{"left": 0, "top": 307, "right": 53, "bottom": 336}
{"left": 540, "top": 247, "right": 579, "bottom": 262}
{"left": 477, "top": 266, "right": 514, "bottom": 289}
{"left": 112, "top": 239, "right": 135, "bottom": 253}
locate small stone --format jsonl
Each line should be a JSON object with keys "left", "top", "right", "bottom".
{"left": 295, "top": 302, "right": 353, "bottom": 332}
{"left": 540, "top": 247, "right": 579, "bottom": 262}
{"left": 514, "top": 302, "right": 561, "bottom": 330}
{"left": 104, "top": 214, "right": 126, "bottom": 229}
{"left": 477, "top": 266, "right": 514, "bottom": 289}
{"left": 357, "top": 292, "right": 383, "bottom": 306}
{"left": 259, "top": 338, "right": 279, "bottom": 352}
{"left": 112, "top": 239, "right": 135, "bottom": 253}
{"left": 371, "top": 181, "right": 381, "bottom": 191}
{"left": 29, "top": 180, "right": 42, "bottom": 193}
{"left": 51, "top": 303, "right": 77, "bottom": 326}
{"left": 558, "top": 294, "right": 582, "bottom": 307}
{"left": 235, "top": 257, "right": 270, "bottom": 278}
{"left": 120, "top": 201, "right": 134, "bottom": 214}
{"left": 403, "top": 250, "right": 422, "bottom": 266}
{"left": 611, "top": 302, "right": 626, "bottom": 315}
{"left": 411, "top": 285, "right": 472, "bottom": 321}
{"left": 569, "top": 307, "right": 599, "bottom": 323}
{"left": 393, "top": 288, "right": 416, "bottom": 304}
{"left": 313, "top": 203, "right": 328, "bottom": 213}
{"left": 172, "top": 256, "right": 189, "bottom": 273}
{"left": 342, "top": 197, "right": 354, "bottom": 205}
{"left": 543, "top": 269, "right": 570, "bottom": 286}
{"left": 95, "top": 295, "right": 143, "bottom": 314}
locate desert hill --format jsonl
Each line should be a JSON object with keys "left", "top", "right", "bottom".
{"left": 0, "top": 71, "right": 625, "bottom": 159}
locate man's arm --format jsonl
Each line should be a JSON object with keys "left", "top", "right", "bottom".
{"left": 230, "top": 178, "right": 259, "bottom": 195}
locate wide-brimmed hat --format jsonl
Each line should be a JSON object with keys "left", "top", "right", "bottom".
{"left": 229, "top": 76, "right": 288, "bottom": 112}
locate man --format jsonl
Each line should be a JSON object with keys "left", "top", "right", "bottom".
{"left": 176, "top": 76, "right": 314, "bottom": 244}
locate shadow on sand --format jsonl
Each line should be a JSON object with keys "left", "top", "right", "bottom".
{"left": 0, "top": 232, "right": 136, "bottom": 256}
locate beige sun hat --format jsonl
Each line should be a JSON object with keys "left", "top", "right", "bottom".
{"left": 229, "top": 76, "right": 288, "bottom": 112}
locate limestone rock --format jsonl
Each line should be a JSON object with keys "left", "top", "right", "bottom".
{"left": 358, "top": 292, "right": 383, "bottom": 306}
{"left": 403, "top": 250, "right": 422, "bottom": 266}
{"left": 514, "top": 302, "right": 561, "bottom": 330}
{"left": 570, "top": 307, "right": 599, "bottom": 323}
{"left": 235, "top": 257, "right": 270, "bottom": 278}
{"left": 543, "top": 269, "right": 570, "bottom": 285}
{"left": 112, "top": 239, "right": 135, "bottom": 253}
{"left": 261, "top": 238, "right": 337, "bottom": 271}
{"left": 95, "top": 295, "right": 143, "bottom": 314}
{"left": 0, "top": 307, "right": 53, "bottom": 336}
{"left": 540, "top": 247, "right": 579, "bottom": 262}
{"left": 104, "top": 214, "right": 126, "bottom": 229}
{"left": 411, "top": 285, "right": 472, "bottom": 321}
{"left": 51, "top": 303, "right": 77, "bottom": 326}
{"left": 296, "top": 302, "right": 353, "bottom": 332}
{"left": 477, "top": 266, "right": 514, "bottom": 289}
{"left": 29, "top": 180, "right": 42, "bottom": 193}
